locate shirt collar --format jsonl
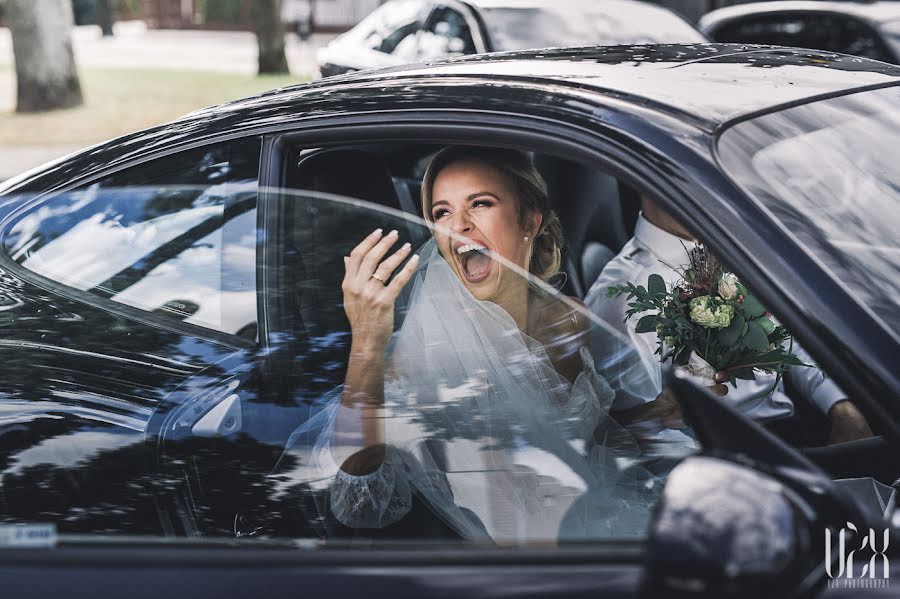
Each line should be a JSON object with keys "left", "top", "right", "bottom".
{"left": 633, "top": 213, "right": 697, "bottom": 269}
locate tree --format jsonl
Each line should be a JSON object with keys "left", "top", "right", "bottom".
{"left": 97, "top": 0, "right": 115, "bottom": 37}
{"left": 253, "top": 0, "right": 289, "bottom": 75}
{"left": 6, "top": 0, "right": 83, "bottom": 112}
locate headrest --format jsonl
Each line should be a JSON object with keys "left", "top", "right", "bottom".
{"left": 294, "top": 149, "right": 399, "bottom": 209}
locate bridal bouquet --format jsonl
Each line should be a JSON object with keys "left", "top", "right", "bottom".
{"left": 606, "top": 244, "right": 808, "bottom": 387}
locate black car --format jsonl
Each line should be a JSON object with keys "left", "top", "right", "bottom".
{"left": 700, "top": 0, "right": 900, "bottom": 64}
{"left": 317, "top": 0, "right": 706, "bottom": 76}
{"left": 0, "top": 44, "right": 898, "bottom": 598}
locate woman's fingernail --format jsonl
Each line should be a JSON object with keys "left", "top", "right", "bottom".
{"left": 402, "top": 242, "right": 411, "bottom": 250}
{"left": 343, "top": 256, "right": 348, "bottom": 264}
{"left": 372, "top": 228, "right": 383, "bottom": 236}
{"left": 411, "top": 254, "right": 420, "bottom": 263}
{"left": 388, "top": 229, "right": 398, "bottom": 237}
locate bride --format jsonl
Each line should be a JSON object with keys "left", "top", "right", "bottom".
{"left": 274, "top": 146, "right": 662, "bottom": 543}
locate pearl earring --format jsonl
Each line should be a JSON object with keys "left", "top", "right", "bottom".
{"left": 523, "top": 235, "right": 530, "bottom": 242}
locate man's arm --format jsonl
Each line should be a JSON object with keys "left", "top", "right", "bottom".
{"left": 585, "top": 269, "right": 665, "bottom": 412}
{"left": 788, "top": 344, "right": 874, "bottom": 443}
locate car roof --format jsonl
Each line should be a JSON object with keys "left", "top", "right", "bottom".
{"left": 337, "top": 43, "right": 900, "bottom": 126}
{"left": 700, "top": 1, "right": 900, "bottom": 31}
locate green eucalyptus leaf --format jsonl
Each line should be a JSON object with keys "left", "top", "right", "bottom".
{"left": 648, "top": 274, "right": 666, "bottom": 296}
{"left": 753, "top": 315, "right": 776, "bottom": 335}
{"left": 718, "top": 313, "right": 745, "bottom": 346}
{"left": 749, "top": 350, "right": 782, "bottom": 363}
{"left": 635, "top": 315, "right": 659, "bottom": 334}
{"left": 740, "top": 294, "right": 766, "bottom": 319}
{"left": 781, "top": 354, "right": 812, "bottom": 367}
{"left": 742, "top": 320, "right": 769, "bottom": 351}
{"left": 675, "top": 347, "right": 692, "bottom": 366}
{"left": 730, "top": 367, "right": 756, "bottom": 381}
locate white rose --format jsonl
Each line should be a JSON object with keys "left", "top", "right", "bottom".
{"left": 718, "top": 273, "right": 739, "bottom": 301}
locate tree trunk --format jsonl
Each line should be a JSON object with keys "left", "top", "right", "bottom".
{"left": 253, "top": 0, "right": 289, "bottom": 75}
{"left": 7, "top": 0, "right": 84, "bottom": 113}
{"left": 97, "top": 0, "right": 115, "bottom": 37}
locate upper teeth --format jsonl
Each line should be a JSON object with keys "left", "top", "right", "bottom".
{"left": 457, "top": 244, "right": 486, "bottom": 255}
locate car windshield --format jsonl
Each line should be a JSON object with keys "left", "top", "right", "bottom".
{"left": 479, "top": 0, "right": 706, "bottom": 51}
{"left": 343, "top": 0, "right": 423, "bottom": 45}
{"left": 717, "top": 85, "right": 900, "bottom": 332}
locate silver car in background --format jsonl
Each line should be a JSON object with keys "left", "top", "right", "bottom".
{"left": 700, "top": 0, "right": 900, "bottom": 64}
{"left": 317, "top": 0, "right": 707, "bottom": 76}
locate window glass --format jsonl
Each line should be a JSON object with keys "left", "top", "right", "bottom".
{"left": 376, "top": 21, "right": 420, "bottom": 57}
{"left": 718, "top": 86, "right": 900, "bottom": 330}
{"left": 255, "top": 173, "right": 678, "bottom": 544}
{"left": 715, "top": 13, "right": 894, "bottom": 62}
{"left": 351, "top": 0, "right": 424, "bottom": 57}
{"left": 419, "top": 6, "right": 477, "bottom": 59}
{"left": 479, "top": 2, "right": 705, "bottom": 52}
{"left": 2, "top": 138, "right": 261, "bottom": 339}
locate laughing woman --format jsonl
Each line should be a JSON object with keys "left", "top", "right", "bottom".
{"left": 277, "top": 146, "right": 659, "bottom": 543}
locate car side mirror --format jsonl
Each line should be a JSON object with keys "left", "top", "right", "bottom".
{"left": 642, "top": 455, "right": 822, "bottom": 598}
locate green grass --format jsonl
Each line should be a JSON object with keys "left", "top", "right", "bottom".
{"left": 0, "top": 66, "right": 308, "bottom": 146}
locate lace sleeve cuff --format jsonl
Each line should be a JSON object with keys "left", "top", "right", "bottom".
{"left": 321, "top": 444, "right": 413, "bottom": 529}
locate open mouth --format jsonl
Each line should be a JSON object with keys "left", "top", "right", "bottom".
{"left": 456, "top": 243, "right": 492, "bottom": 283}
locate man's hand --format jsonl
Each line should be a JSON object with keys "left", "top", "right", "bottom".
{"left": 828, "top": 400, "right": 874, "bottom": 444}
{"left": 614, "top": 389, "right": 686, "bottom": 430}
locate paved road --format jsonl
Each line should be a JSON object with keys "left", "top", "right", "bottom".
{"left": 0, "top": 21, "right": 337, "bottom": 182}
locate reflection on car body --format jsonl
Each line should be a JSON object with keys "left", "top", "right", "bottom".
{"left": 0, "top": 43, "right": 897, "bottom": 597}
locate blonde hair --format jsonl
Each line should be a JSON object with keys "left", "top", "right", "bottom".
{"left": 421, "top": 146, "right": 563, "bottom": 281}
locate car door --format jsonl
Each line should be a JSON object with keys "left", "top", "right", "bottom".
{"left": 0, "top": 137, "right": 270, "bottom": 535}
{"left": 240, "top": 100, "right": 899, "bottom": 589}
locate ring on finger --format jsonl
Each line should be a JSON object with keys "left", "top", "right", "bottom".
{"left": 370, "top": 273, "right": 387, "bottom": 285}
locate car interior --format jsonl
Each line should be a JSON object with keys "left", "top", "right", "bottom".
{"left": 273, "top": 141, "right": 893, "bottom": 466}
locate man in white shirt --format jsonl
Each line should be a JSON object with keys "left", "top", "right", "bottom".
{"left": 585, "top": 196, "right": 873, "bottom": 445}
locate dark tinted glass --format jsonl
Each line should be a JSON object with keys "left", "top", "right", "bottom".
{"left": 420, "top": 6, "right": 477, "bottom": 57}
{"left": 715, "top": 13, "right": 894, "bottom": 62}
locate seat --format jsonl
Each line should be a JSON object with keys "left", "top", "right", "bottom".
{"left": 533, "top": 155, "right": 633, "bottom": 296}
{"left": 290, "top": 148, "right": 401, "bottom": 208}
{"left": 288, "top": 147, "right": 407, "bottom": 318}
{"left": 282, "top": 149, "right": 416, "bottom": 398}
{"left": 580, "top": 242, "right": 616, "bottom": 294}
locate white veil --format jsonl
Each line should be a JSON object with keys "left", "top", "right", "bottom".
{"left": 272, "top": 238, "right": 663, "bottom": 543}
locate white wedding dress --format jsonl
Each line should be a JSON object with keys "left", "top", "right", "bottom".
{"left": 273, "top": 240, "right": 661, "bottom": 543}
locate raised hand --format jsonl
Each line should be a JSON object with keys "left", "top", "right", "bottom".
{"left": 342, "top": 228, "right": 419, "bottom": 354}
